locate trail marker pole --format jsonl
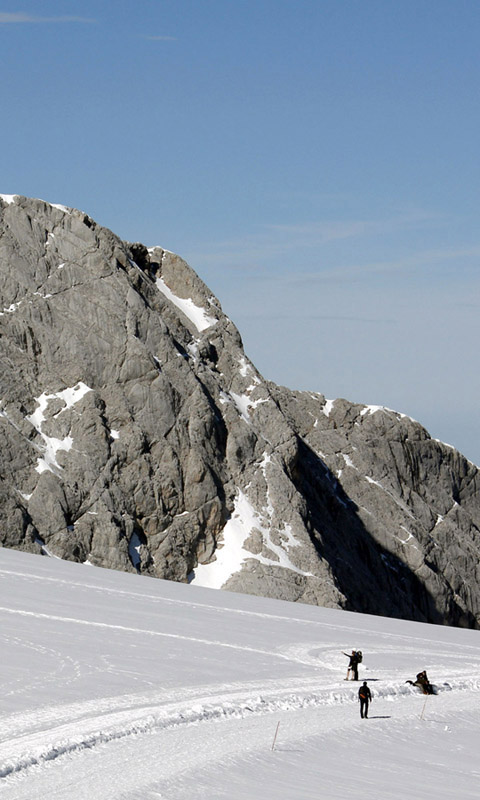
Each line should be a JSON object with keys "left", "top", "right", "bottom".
{"left": 420, "top": 695, "right": 428, "bottom": 720}
{"left": 271, "top": 721, "right": 280, "bottom": 751}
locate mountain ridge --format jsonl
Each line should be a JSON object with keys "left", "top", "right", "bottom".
{"left": 1, "top": 194, "right": 479, "bottom": 627}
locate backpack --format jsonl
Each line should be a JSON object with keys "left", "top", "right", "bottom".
{"left": 356, "top": 650, "right": 363, "bottom": 663}
{"left": 359, "top": 685, "right": 369, "bottom": 699}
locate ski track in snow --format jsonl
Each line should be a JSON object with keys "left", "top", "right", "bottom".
{"left": 1, "top": 551, "right": 480, "bottom": 799}
{"left": 3, "top": 566, "right": 480, "bottom": 654}
{"left": 1, "top": 664, "right": 479, "bottom": 783}
{"left": 0, "top": 634, "right": 83, "bottom": 700}
{"left": 1, "top": 610, "right": 480, "bottom": 786}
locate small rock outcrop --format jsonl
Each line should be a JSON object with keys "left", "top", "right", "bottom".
{"left": 1, "top": 195, "right": 479, "bottom": 627}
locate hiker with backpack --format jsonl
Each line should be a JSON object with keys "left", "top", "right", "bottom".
{"left": 406, "top": 670, "right": 435, "bottom": 695}
{"left": 358, "top": 681, "right": 372, "bottom": 718}
{"left": 342, "top": 649, "right": 363, "bottom": 680}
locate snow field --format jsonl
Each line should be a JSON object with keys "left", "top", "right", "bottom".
{"left": 0, "top": 548, "right": 479, "bottom": 799}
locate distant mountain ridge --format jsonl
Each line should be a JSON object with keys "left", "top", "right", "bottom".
{"left": 1, "top": 194, "right": 479, "bottom": 627}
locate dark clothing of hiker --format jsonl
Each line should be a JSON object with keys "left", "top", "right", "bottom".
{"left": 343, "top": 650, "right": 360, "bottom": 681}
{"left": 352, "top": 657, "right": 359, "bottom": 681}
{"left": 406, "top": 671, "right": 434, "bottom": 695}
{"left": 343, "top": 652, "right": 357, "bottom": 668}
{"left": 416, "top": 671, "right": 429, "bottom": 686}
{"left": 358, "top": 682, "right": 372, "bottom": 718}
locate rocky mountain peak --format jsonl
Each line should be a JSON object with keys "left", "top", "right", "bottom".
{"left": 1, "top": 194, "right": 479, "bottom": 627}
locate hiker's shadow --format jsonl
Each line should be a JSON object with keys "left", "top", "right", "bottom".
{"left": 368, "top": 715, "right": 391, "bottom": 719}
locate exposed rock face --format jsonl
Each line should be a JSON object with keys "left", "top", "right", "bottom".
{"left": 1, "top": 195, "right": 479, "bottom": 627}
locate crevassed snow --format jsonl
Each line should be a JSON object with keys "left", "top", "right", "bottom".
{"left": 156, "top": 277, "right": 216, "bottom": 332}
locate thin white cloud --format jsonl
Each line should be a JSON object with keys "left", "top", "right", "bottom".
{"left": 0, "top": 12, "right": 95, "bottom": 24}
{"left": 237, "top": 313, "right": 396, "bottom": 324}
{"left": 285, "top": 244, "right": 480, "bottom": 286}
{"left": 186, "top": 210, "right": 442, "bottom": 267}
{"left": 186, "top": 240, "right": 480, "bottom": 297}
{"left": 263, "top": 210, "right": 439, "bottom": 244}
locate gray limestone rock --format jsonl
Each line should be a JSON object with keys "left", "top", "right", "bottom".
{"left": 1, "top": 194, "right": 479, "bottom": 628}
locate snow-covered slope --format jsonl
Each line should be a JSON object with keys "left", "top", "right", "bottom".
{"left": 0, "top": 548, "right": 479, "bottom": 799}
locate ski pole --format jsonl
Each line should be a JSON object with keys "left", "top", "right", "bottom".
{"left": 271, "top": 721, "right": 280, "bottom": 751}
{"left": 420, "top": 695, "right": 428, "bottom": 720}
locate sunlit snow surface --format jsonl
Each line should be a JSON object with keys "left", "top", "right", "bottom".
{"left": 1, "top": 550, "right": 480, "bottom": 800}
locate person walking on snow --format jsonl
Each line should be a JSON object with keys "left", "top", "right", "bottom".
{"left": 358, "top": 681, "right": 372, "bottom": 718}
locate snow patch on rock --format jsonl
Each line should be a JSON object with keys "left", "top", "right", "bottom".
{"left": 0, "top": 194, "right": 18, "bottom": 205}
{"left": 26, "top": 383, "right": 92, "bottom": 474}
{"left": 155, "top": 277, "right": 216, "bottom": 332}
{"left": 322, "top": 399, "right": 335, "bottom": 416}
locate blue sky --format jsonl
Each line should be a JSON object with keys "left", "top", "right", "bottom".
{"left": 1, "top": 0, "right": 479, "bottom": 464}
